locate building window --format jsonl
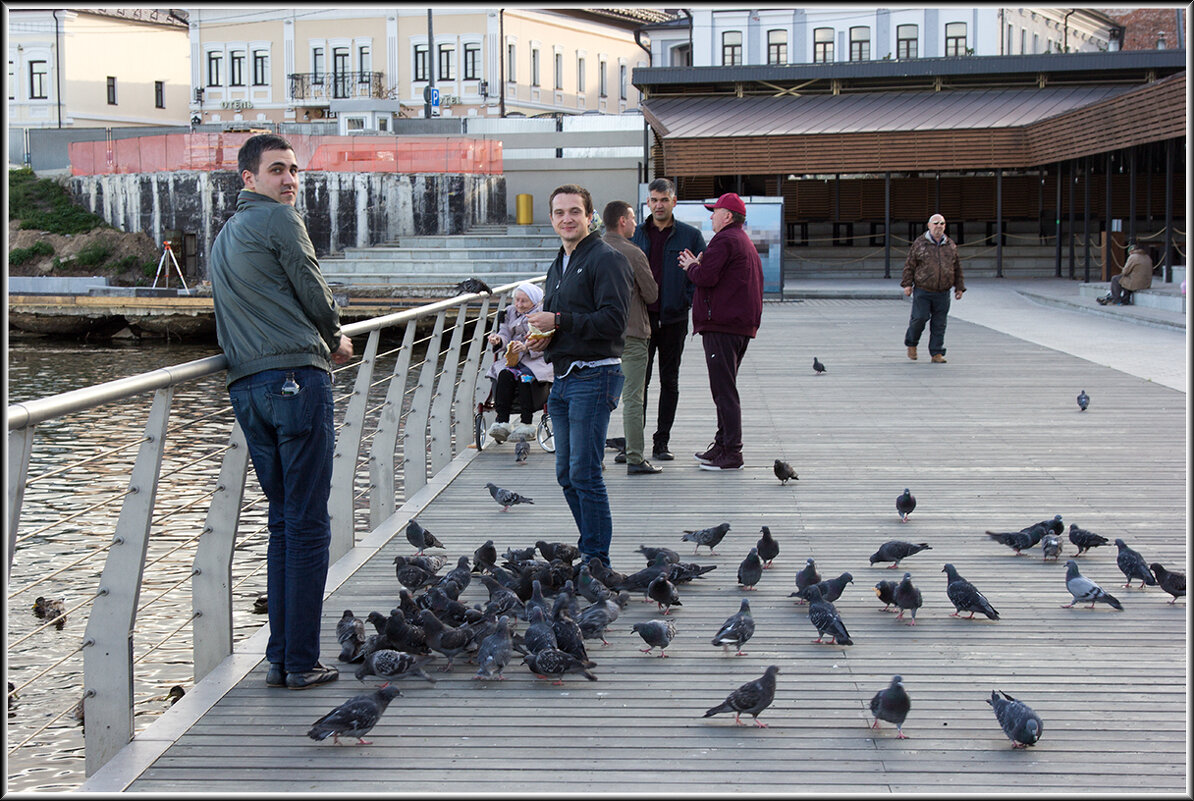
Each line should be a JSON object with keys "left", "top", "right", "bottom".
{"left": 531, "top": 47, "right": 540, "bottom": 87}
{"left": 671, "top": 43, "right": 692, "bottom": 66}
{"left": 767, "top": 30, "right": 787, "bottom": 65}
{"left": 29, "top": 60, "right": 48, "bottom": 99}
{"left": 9, "top": 60, "right": 16, "bottom": 100}
{"left": 554, "top": 52, "right": 562, "bottom": 90}
{"left": 849, "top": 26, "right": 870, "bottom": 61}
{"left": 154, "top": 80, "right": 165, "bottom": 108}
{"left": 1020, "top": 28, "right": 1027, "bottom": 55}
{"left": 464, "top": 43, "right": 481, "bottom": 80}
{"left": 598, "top": 59, "right": 607, "bottom": 97}
{"left": 1032, "top": 32, "right": 1039, "bottom": 54}
{"left": 332, "top": 47, "right": 349, "bottom": 97}
{"left": 506, "top": 43, "right": 516, "bottom": 82}
{"left": 230, "top": 50, "right": 245, "bottom": 87}
{"left": 253, "top": 50, "right": 269, "bottom": 86}
{"left": 945, "top": 22, "right": 967, "bottom": 56}
{"left": 813, "top": 27, "right": 834, "bottom": 63}
{"left": 722, "top": 31, "right": 742, "bottom": 66}
{"left": 896, "top": 24, "right": 918, "bottom": 59}
{"left": 106, "top": 76, "right": 117, "bottom": 105}
{"left": 312, "top": 47, "right": 324, "bottom": 84}
{"left": 206, "top": 51, "right": 222, "bottom": 86}
{"left": 346, "top": 117, "right": 365, "bottom": 131}
{"left": 619, "top": 64, "right": 627, "bottom": 100}
{"left": 576, "top": 56, "right": 585, "bottom": 92}
{"left": 358, "top": 45, "right": 371, "bottom": 82}
{"left": 438, "top": 44, "right": 455, "bottom": 80}
{"left": 414, "top": 44, "right": 428, "bottom": 81}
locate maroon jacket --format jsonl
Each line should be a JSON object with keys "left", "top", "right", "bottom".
{"left": 686, "top": 222, "right": 763, "bottom": 337}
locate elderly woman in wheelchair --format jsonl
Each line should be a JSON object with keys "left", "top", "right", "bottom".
{"left": 483, "top": 282, "right": 553, "bottom": 444}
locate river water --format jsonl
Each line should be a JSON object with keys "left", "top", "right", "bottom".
{"left": 6, "top": 329, "right": 457, "bottom": 791}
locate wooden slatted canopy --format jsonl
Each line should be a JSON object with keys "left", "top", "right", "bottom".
{"left": 642, "top": 72, "right": 1186, "bottom": 176}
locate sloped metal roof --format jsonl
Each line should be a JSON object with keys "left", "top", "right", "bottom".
{"left": 642, "top": 84, "right": 1138, "bottom": 139}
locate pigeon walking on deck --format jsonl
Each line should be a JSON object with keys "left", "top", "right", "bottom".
{"left": 794, "top": 558, "right": 821, "bottom": 602}
{"left": 1114, "top": 538, "right": 1158, "bottom": 588}
{"left": 522, "top": 647, "right": 597, "bottom": 684}
{"left": 987, "top": 690, "right": 1043, "bottom": 748}
{"left": 681, "top": 522, "right": 731, "bottom": 555}
{"left": 1068, "top": 523, "right": 1109, "bottom": 556}
{"left": 869, "top": 541, "right": 931, "bottom": 569}
{"left": 874, "top": 579, "right": 899, "bottom": 612}
{"left": 813, "top": 357, "right": 826, "bottom": 375}
{"left": 756, "top": 526, "right": 780, "bottom": 567}
{"left": 737, "top": 548, "right": 764, "bottom": 590}
{"left": 870, "top": 675, "right": 911, "bottom": 738}
{"left": 514, "top": 439, "right": 530, "bottom": 464}
{"left": 792, "top": 572, "right": 854, "bottom": 605}
{"left": 703, "top": 665, "right": 780, "bottom": 727}
{"left": 894, "top": 572, "right": 922, "bottom": 625}
{"left": 1041, "top": 533, "right": 1063, "bottom": 561}
{"left": 486, "top": 482, "right": 534, "bottom": 511}
{"left": 337, "top": 610, "right": 367, "bottom": 663}
{"left": 896, "top": 488, "right": 916, "bottom": 523}
{"left": 647, "top": 574, "right": 682, "bottom": 614}
{"left": 1062, "top": 560, "right": 1123, "bottom": 610}
{"left": 474, "top": 616, "right": 515, "bottom": 680}
{"left": 1077, "top": 389, "right": 1089, "bottom": 411}
{"left": 1149, "top": 563, "right": 1185, "bottom": 604}
{"left": 405, "top": 519, "right": 444, "bottom": 555}
{"left": 632, "top": 619, "right": 677, "bottom": 657}
{"left": 942, "top": 564, "right": 999, "bottom": 620}
{"left": 711, "top": 598, "right": 755, "bottom": 656}
{"left": 773, "top": 460, "right": 799, "bottom": 485}
{"left": 354, "top": 650, "right": 436, "bottom": 684}
{"left": 307, "top": 685, "right": 402, "bottom": 745}
{"left": 805, "top": 585, "right": 853, "bottom": 645}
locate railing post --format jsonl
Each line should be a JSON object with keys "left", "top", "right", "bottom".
{"left": 403, "top": 311, "right": 446, "bottom": 498}
{"left": 369, "top": 321, "right": 417, "bottom": 528}
{"left": 191, "top": 421, "right": 249, "bottom": 682}
{"left": 329, "top": 330, "right": 380, "bottom": 563}
{"left": 83, "top": 386, "right": 172, "bottom": 776}
{"left": 429, "top": 304, "right": 467, "bottom": 473}
{"left": 7, "top": 426, "right": 35, "bottom": 579}
{"left": 453, "top": 297, "right": 493, "bottom": 451}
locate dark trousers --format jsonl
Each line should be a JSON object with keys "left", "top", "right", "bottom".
{"left": 644, "top": 311, "right": 688, "bottom": 451}
{"left": 904, "top": 287, "right": 952, "bottom": 357}
{"left": 493, "top": 369, "right": 549, "bottom": 424}
{"left": 1109, "top": 276, "right": 1134, "bottom": 305}
{"left": 701, "top": 331, "right": 750, "bottom": 456}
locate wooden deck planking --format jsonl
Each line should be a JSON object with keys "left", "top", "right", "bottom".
{"left": 126, "top": 300, "right": 1187, "bottom": 794}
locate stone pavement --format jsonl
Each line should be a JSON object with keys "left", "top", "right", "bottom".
{"left": 783, "top": 277, "right": 1187, "bottom": 393}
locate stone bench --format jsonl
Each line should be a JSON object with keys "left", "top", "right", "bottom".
{"left": 1077, "top": 282, "right": 1186, "bottom": 313}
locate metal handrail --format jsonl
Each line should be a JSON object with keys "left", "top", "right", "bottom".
{"left": 5, "top": 280, "right": 533, "bottom": 782}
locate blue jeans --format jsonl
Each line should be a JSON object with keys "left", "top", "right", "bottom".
{"left": 228, "top": 366, "right": 334, "bottom": 674}
{"left": 548, "top": 364, "right": 624, "bottom": 567}
{"left": 904, "top": 288, "right": 952, "bottom": 357}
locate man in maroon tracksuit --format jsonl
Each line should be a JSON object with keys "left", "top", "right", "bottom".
{"left": 677, "top": 193, "right": 764, "bottom": 472}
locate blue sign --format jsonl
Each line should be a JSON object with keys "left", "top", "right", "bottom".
{"left": 430, "top": 88, "right": 440, "bottom": 107}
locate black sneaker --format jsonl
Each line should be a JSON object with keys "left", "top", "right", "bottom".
{"left": 285, "top": 661, "right": 339, "bottom": 690}
{"left": 651, "top": 449, "right": 675, "bottom": 461}
{"left": 265, "top": 663, "right": 286, "bottom": 688}
{"left": 695, "top": 443, "right": 722, "bottom": 463}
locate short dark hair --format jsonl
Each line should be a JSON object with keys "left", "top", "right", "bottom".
{"left": 647, "top": 177, "right": 676, "bottom": 196}
{"left": 238, "top": 133, "right": 294, "bottom": 176}
{"left": 728, "top": 211, "right": 746, "bottom": 225}
{"left": 549, "top": 184, "right": 593, "bottom": 217}
{"left": 602, "top": 200, "right": 633, "bottom": 231}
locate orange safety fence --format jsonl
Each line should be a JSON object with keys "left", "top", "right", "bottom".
{"left": 70, "top": 133, "right": 503, "bottom": 176}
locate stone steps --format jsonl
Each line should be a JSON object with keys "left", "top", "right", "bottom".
{"left": 1077, "top": 282, "right": 1186, "bottom": 312}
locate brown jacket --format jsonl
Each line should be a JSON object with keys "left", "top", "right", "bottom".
{"left": 603, "top": 231, "right": 658, "bottom": 339}
{"left": 901, "top": 232, "right": 965, "bottom": 294}
{"left": 1118, "top": 251, "right": 1154, "bottom": 291}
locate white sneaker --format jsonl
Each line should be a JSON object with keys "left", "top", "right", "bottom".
{"left": 510, "top": 423, "right": 537, "bottom": 441}
{"left": 487, "top": 421, "right": 512, "bottom": 443}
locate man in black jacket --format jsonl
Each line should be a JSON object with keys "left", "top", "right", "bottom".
{"left": 632, "top": 178, "right": 706, "bottom": 461}
{"left": 527, "top": 184, "right": 632, "bottom": 568}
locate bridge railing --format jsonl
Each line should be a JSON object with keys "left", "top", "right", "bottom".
{"left": 5, "top": 281, "right": 533, "bottom": 779}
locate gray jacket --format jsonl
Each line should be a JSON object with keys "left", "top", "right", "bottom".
{"left": 210, "top": 190, "right": 343, "bottom": 387}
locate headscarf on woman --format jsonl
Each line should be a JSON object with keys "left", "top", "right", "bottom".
{"left": 515, "top": 281, "right": 544, "bottom": 309}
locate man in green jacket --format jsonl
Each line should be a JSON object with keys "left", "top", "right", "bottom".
{"left": 209, "top": 133, "right": 353, "bottom": 691}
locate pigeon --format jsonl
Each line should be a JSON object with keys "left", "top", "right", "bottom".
{"left": 1063, "top": 560, "right": 1123, "bottom": 610}
{"left": 773, "top": 460, "right": 799, "bottom": 485}
{"left": 478, "top": 575, "right": 525, "bottom": 619}
{"left": 632, "top": 619, "right": 677, "bottom": 657}
{"left": 942, "top": 564, "right": 999, "bottom": 620}
{"left": 442, "top": 555, "right": 473, "bottom": 594}
{"left": 381, "top": 609, "right": 428, "bottom": 655}
{"left": 874, "top": 580, "right": 899, "bottom": 612}
{"left": 552, "top": 608, "right": 594, "bottom": 667}
{"left": 1068, "top": 523, "right": 1110, "bottom": 556}
{"left": 524, "top": 579, "right": 552, "bottom": 623}
{"left": 454, "top": 277, "right": 493, "bottom": 296}
{"left": 711, "top": 598, "right": 755, "bottom": 655}
{"left": 474, "top": 616, "right": 515, "bottom": 680}
{"left": 805, "top": 585, "right": 853, "bottom": 645}
{"left": 552, "top": 580, "right": 581, "bottom": 623}
{"left": 417, "top": 609, "right": 481, "bottom": 670}
{"left": 536, "top": 540, "right": 580, "bottom": 564}
{"left": 354, "top": 650, "right": 436, "bottom": 684}
{"left": 1041, "top": 533, "right": 1062, "bottom": 561}
{"left": 636, "top": 544, "right": 680, "bottom": 565}
{"left": 604, "top": 436, "right": 626, "bottom": 452}
{"left": 987, "top": 689, "right": 1043, "bottom": 748}
{"left": 393, "top": 558, "right": 438, "bottom": 592}
{"left": 813, "top": 356, "right": 826, "bottom": 375}
{"left": 647, "top": 574, "right": 682, "bottom": 614}
{"left": 790, "top": 557, "right": 821, "bottom": 605}
{"left": 894, "top": 572, "right": 922, "bottom": 625}
{"left": 666, "top": 560, "right": 719, "bottom": 585}
{"left": 1149, "top": 563, "right": 1185, "bottom": 604}
{"left": 337, "top": 610, "right": 367, "bottom": 663}
{"left": 522, "top": 606, "right": 558, "bottom": 654}
{"left": 486, "top": 482, "right": 534, "bottom": 511}
{"left": 405, "top": 518, "right": 444, "bottom": 555}
{"left": 576, "top": 564, "right": 611, "bottom": 605}
{"left": 577, "top": 592, "right": 628, "bottom": 645}
{"left": 514, "top": 439, "right": 530, "bottom": 464}
{"left": 406, "top": 554, "right": 448, "bottom": 574}
{"left": 1114, "top": 538, "right": 1157, "bottom": 588}
{"left": 869, "top": 541, "right": 931, "bottom": 569}
{"left": 755, "top": 526, "right": 780, "bottom": 567}
{"left": 472, "top": 539, "right": 498, "bottom": 572}
{"left": 503, "top": 545, "right": 537, "bottom": 562}
{"left": 737, "top": 548, "right": 764, "bottom": 591}
{"left": 307, "top": 685, "right": 402, "bottom": 745}
{"left": 896, "top": 488, "right": 916, "bottom": 523}
{"left": 1077, "top": 389, "right": 1089, "bottom": 411}
{"left": 681, "top": 522, "right": 731, "bottom": 555}
{"left": 703, "top": 665, "right": 780, "bottom": 727}
{"left": 986, "top": 523, "right": 1048, "bottom": 555}
{"left": 522, "top": 647, "right": 597, "bottom": 684}
{"left": 870, "top": 675, "right": 911, "bottom": 739}
{"left": 32, "top": 596, "right": 66, "bottom": 630}
{"left": 792, "top": 572, "right": 854, "bottom": 605}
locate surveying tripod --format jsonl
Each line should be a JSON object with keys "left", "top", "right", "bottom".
{"left": 152, "top": 240, "right": 190, "bottom": 293}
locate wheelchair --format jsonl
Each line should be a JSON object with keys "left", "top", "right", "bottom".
{"left": 473, "top": 379, "right": 554, "bottom": 453}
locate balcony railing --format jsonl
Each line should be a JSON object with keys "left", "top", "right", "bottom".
{"left": 288, "top": 71, "right": 385, "bottom": 102}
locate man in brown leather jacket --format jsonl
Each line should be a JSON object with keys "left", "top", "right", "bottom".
{"left": 901, "top": 214, "right": 965, "bottom": 364}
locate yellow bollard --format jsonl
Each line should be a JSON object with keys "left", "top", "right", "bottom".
{"left": 515, "top": 193, "right": 533, "bottom": 225}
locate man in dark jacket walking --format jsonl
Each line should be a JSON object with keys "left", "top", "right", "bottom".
{"left": 901, "top": 214, "right": 965, "bottom": 363}
{"left": 210, "top": 133, "right": 353, "bottom": 691}
{"left": 527, "top": 185, "right": 632, "bottom": 568}
{"left": 677, "top": 193, "right": 763, "bottom": 472}
{"left": 632, "top": 178, "right": 706, "bottom": 461}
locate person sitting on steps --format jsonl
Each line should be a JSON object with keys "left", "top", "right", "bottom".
{"left": 1098, "top": 242, "right": 1153, "bottom": 306}
{"left": 485, "top": 282, "right": 552, "bottom": 443}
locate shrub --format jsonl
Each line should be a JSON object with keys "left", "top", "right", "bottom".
{"left": 75, "top": 243, "right": 113, "bottom": 267}
{"left": 8, "top": 240, "right": 55, "bottom": 266}
{"left": 8, "top": 167, "right": 109, "bottom": 235}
